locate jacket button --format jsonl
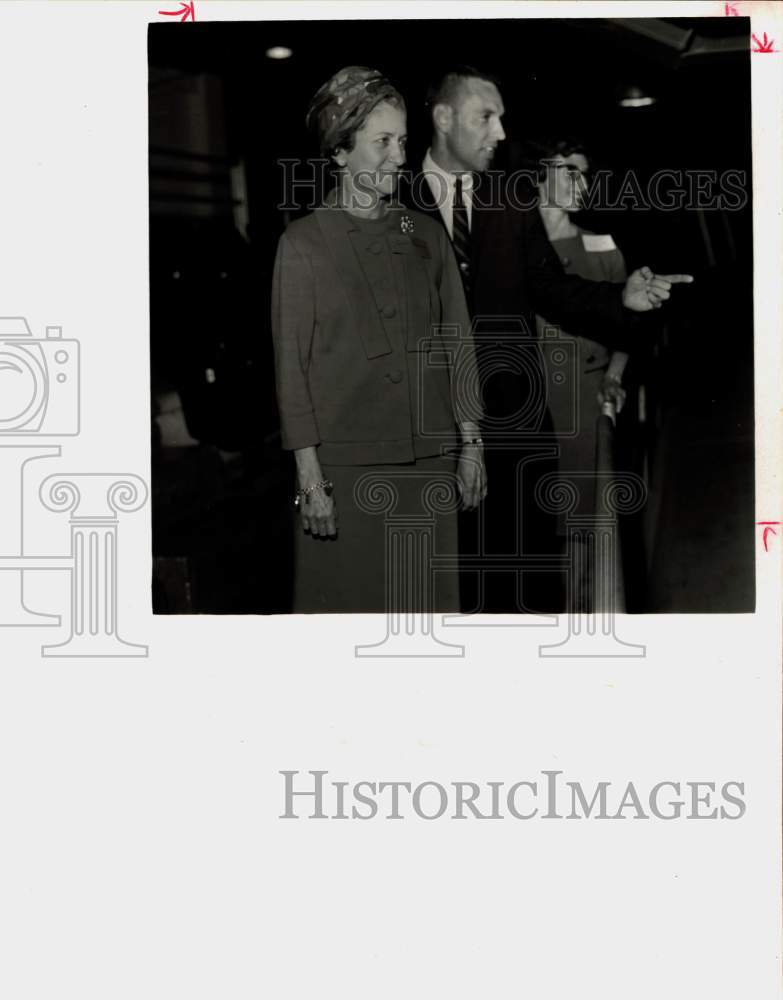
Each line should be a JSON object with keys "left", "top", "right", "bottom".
{"left": 387, "top": 370, "right": 404, "bottom": 384}
{"left": 367, "top": 241, "right": 383, "bottom": 254}
{"left": 586, "top": 354, "right": 596, "bottom": 364}
{"left": 561, "top": 256, "right": 571, "bottom": 267}
{"left": 381, "top": 304, "right": 397, "bottom": 318}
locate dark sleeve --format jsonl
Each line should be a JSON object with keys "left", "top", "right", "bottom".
{"left": 523, "top": 206, "right": 641, "bottom": 351}
{"left": 270, "top": 231, "right": 320, "bottom": 451}
{"left": 604, "top": 246, "right": 628, "bottom": 284}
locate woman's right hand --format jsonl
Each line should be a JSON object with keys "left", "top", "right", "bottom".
{"left": 294, "top": 447, "right": 338, "bottom": 538}
{"left": 299, "top": 483, "right": 338, "bottom": 538}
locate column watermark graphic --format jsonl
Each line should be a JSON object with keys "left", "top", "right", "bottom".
{"left": 537, "top": 472, "right": 648, "bottom": 658}
{"left": 354, "top": 469, "right": 464, "bottom": 658}
{"left": 37, "top": 475, "right": 148, "bottom": 657}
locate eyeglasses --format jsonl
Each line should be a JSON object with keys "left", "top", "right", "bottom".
{"left": 547, "top": 162, "right": 589, "bottom": 178}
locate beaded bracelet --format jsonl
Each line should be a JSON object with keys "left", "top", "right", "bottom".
{"left": 293, "top": 478, "right": 334, "bottom": 508}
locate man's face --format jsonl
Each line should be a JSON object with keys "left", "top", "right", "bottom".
{"left": 542, "top": 153, "right": 590, "bottom": 212}
{"left": 442, "top": 78, "right": 506, "bottom": 174}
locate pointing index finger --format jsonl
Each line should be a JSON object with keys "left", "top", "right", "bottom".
{"left": 655, "top": 273, "right": 694, "bottom": 284}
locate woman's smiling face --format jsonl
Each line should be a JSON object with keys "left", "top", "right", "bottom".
{"left": 335, "top": 101, "right": 407, "bottom": 202}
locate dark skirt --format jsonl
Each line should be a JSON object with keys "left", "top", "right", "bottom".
{"left": 293, "top": 455, "right": 459, "bottom": 613}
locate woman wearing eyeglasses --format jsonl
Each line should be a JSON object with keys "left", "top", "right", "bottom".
{"left": 532, "top": 137, "right": 631, "bottom": 610}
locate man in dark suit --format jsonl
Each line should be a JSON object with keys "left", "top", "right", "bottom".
{"left": 403, "top": 66, "right": 692, "bottom": 613}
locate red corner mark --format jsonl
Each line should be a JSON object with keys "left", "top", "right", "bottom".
{"left": 757, "top": 522, "right": 781, "bottom": 552}
{"left": 751, "top": 32, "right": 776, "bottom": 53}
{"left": 158, "top": 1, "right": 195, "bottom": 21}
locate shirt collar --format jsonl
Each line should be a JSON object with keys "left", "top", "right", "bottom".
{"left": 423, "top": 148, "right": 474, "bottom": 193}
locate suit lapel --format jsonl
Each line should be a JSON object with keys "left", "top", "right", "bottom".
{"left": 404, "top": 167, "right": 447, "bottom": 229}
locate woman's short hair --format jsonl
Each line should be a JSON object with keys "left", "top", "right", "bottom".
{"left": 523, "top": 136, "right": 590, "bottom": 183}
{"left": 306, "top": 66, "right": 405, "bottom": 157}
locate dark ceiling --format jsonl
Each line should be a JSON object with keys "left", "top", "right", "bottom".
{"left": 148, "top": 15, "right": 751, "bottom": 170}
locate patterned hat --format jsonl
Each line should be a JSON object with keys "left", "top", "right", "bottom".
{"left": 306, "top": 66, "right": 403, "bottom": 154}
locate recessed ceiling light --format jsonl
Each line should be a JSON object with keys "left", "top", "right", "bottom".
{"left": 266, "top": 46, "right": 293, "bottom": 60}
{"left": 618, "top": 85, "right": 656, "bottom": 108}
{"left": 620, "top": 95, "right": 656, "bottom": 108}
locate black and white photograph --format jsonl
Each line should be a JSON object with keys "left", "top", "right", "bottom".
{"left": 149, "top": 15, "right": 754, "bottom": 615}
{"left": 1, "top": 4, "right": 781, "bottom": 999}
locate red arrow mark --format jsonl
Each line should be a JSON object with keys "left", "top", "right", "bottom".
{"left": 724, "top": 2, "right": 739, "bottom": 15}
{"left": 757, "top": 522, "right": 781, "bottom": 552}
{"left": 751, "top": 32, "right": 776, "bottom": 53}
{"left": 158, "top": 1, "right": 195, "bottom": 21}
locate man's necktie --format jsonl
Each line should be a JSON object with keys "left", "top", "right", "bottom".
{"left": 452, "top": 175, "right": 472, "bottom": 295}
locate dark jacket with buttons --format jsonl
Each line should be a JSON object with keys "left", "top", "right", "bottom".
{"left": 271, "top": 203, "right": 478, "bottom": 465}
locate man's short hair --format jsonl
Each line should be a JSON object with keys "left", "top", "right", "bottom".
{"left": 425, "top": 65, "right": 502, "bottom": 111}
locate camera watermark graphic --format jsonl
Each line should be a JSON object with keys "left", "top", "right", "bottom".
{"left": 0, "top": 315, "right": 148, "bottom": 658}
{"left": 279, "top": 770, "right": 747, "bottom": 822}
{"left": 0, "top": 318, "right": 79, "bottom": 435}
{"left": 419, "top": 315, "right": 554, "bottom": 442}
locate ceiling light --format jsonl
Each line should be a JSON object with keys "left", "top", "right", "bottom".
{"left": 266, "top": 46, "right": 293, "bottom": 60}
{"left": 618, "top": 85, "right": 657, "bottom": 108}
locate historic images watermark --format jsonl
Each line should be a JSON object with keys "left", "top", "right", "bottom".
{"left": 277, "top": 161, "right": 749, "bottom": 214}
{"left": 280, "top": 770, "right": 746, "bottom": 822}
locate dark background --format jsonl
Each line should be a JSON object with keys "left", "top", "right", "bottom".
{"left": 149, "top": 17, "right": 754, "bottom": 614}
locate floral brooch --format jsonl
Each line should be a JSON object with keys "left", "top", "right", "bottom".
{"left": 400, "top": 214, "right": 415, "bottom": 235}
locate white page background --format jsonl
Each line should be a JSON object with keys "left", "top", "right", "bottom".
{"left": 0, "top": 2, "right": 780, "bottom": 998}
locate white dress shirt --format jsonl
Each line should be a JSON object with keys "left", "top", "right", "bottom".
{"left": 422, "top": 148, "right": 473, "bottom": 238}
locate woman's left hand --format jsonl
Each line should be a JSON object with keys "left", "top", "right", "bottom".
{"left": 457, "top": 444, "right": 488, "bottom": 511}
{"left": 597, "top": 373, "right": 626, "bottom": 414}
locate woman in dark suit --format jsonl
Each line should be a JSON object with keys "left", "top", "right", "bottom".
{"left": 271, "top": 67, "right": 486, "bottom": 613}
